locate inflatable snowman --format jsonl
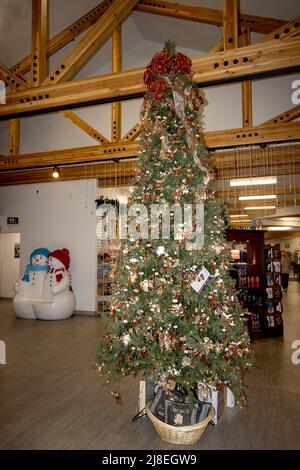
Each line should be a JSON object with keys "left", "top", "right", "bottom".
{"left": 13, "top": 248, "right": 50, "bottom": 319}
{"left": 34, "top": 248, "right": 76, "bottom": 320}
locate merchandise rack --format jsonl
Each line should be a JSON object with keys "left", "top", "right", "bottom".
{"left": 264, "top": 243, "right": 284, "bottom": 336}
{"left": 227, "top": 229, "right": 267, "bottom": 339}
{"left": 97, "top": 246, "right": 119, "bottom": 315}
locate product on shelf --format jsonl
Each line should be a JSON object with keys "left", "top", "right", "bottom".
{"left": 227, "top": 230, "right": 267, "bottom": 340}
{"left": 264, "top": 243, "right": 283, "bottom": 336}
{"left": 97, "top": 248, "right": 119, "bottom": 315}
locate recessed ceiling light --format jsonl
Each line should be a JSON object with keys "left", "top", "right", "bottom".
{"left": 279, "top": 217, "right": 300, "bottom": 221}
{"left": 239, "top": 195, "right": 276, "bottom": 201}
{"left": 267, "top": 226, "right": 292, "bottom": 231}
{"left": 230, "top": 176, "right": 277, "bottom": 187}
{"left": 231, "top": 219, "right": 251, "bottom": 223}
{"left": 245, "top": 206, "right": 276, "bottom": 210}
{"left": 230, "top": 214, "right": 248, "bottom": 218}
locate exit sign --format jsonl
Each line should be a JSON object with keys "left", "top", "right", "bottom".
{"left": 7, "top": 217, "right": 19, "bottom": 225}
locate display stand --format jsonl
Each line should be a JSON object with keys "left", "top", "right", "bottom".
{"left": 264, "top": 244, "right": 284, "bottom": 336}
{"left": 97, "top": 247, "right": 119, "bottom": 315}
{"left": 227, "top": 229, "right": 267, "bottom": 339}
{"left": 96, "top": 197, "right": 120, "bottom": 315}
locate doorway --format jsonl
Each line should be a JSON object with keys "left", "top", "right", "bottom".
{"left": 0, "top": 233, "right": 20, "bottom": 298}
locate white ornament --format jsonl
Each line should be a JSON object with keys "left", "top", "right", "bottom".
{"left": 122, "top": 334, "right": 131, "bottom": 346}
{"left": 156, "top": 246, "right": 165, "bottom": 256}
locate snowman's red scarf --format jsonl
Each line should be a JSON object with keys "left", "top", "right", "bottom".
{"left": 49, "top": 267, "right": 73, "bottom": 291}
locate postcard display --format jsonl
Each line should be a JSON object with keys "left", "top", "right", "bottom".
{"left": 265, "top": 244, "right": 284, "bottom": 336}
{"left": 227, "top": 229, "right": 267, "bottom": 339}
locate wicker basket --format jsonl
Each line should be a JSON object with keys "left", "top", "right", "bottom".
{"left": 145, "top": 402, "right": 215, "bottom": 445}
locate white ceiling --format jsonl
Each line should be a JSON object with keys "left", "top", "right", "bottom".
{"left": 0, "top": 0, "right": 299, "bottom": 68}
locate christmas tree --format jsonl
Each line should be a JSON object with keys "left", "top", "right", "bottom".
{"left": 97, "top": 42, "right": 253, "bottom": 403}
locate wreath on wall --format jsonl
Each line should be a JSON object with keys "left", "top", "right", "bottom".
{"left": 95, "top": 196, "right": 120, "bottom": 210}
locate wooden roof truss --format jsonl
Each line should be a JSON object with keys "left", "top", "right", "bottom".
{"left": 0, "top": 0, "right": 299, "bottom": 185}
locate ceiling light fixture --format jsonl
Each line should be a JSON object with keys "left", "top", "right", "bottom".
{"left": 230, "top": 214, "right": 249, "bottom": 218}
{"left": 52, "top": 166, "right": 60, "bottom": 179}
{"left": 239, "top": 195, "right": 276, "bottom": 201}
{"left": 245, "top": 206, "right": 276, "bottom": 210}
{"left": 267, "top": 226, "right": 292, "bottom": 231}
{"left": 230, "top": 176, "right": 277, "bottom": 187}
{"left": 231, "top": 219, "right": 251, "bottom": 223}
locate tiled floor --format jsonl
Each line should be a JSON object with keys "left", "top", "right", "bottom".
{"left": 0, "top": 281, "right": 300, "bottom": 449}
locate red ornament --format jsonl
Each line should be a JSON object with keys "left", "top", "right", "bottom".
{"left": 147, "top": 78, "right": 167, "bottom": 101}
{"left": 144, "top": 46, "right": 193, "bottom": 102}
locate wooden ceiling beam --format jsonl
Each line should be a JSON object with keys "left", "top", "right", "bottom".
{"left": 1, "top": 67, "right": 25, "bottom": 160}
{"left": 227, "top": 198, "right": 300, "bottom": 209}
{"left": 240, "top": 26, "right": 252, "bottom": 127}
{"left": 9, "top": 0, "right": 286, "bottom": 80}
{"left": 218, "top": 165, "right": 300, "bottom": 179}
{"left": 135, "top": 0, "right": 285, "bottom": 34}
{"left": 223, "top": 0, "right": 239, "bottom": 50}
{"left": 42, "top": 0, "right": 137, "bottom": 85}
{"left": 0, "top": 162, "right": 135, "bottom": 186}
{"left": 213, "top": 151, "right": 300, "bottom": 172}
{"left": 255, "top": 16, "right": 300, "bottom": 44}
{"left": 1, "top": 122, "right": 300, "bottom": 173}
{"left": 111, "top": 23, "right": 122, "bottom": 142}
{"left": 204, "top": 121, "right": 300, "bottom": 148}
{"left": 259, "top": 105, "right": 300, "bottom": 126}
{"left": 31, "top": 0, "right": 49, "bottom": 86}
{"left": 209, "top": 39, "right": 224, "bottom": 53}
{"left": 2, "top": 49, "right": 109, "bottom": 145}
{"left": 8, "top": 119, "right": 20, "bottom": 156}
{"left": 121, "top": 123, "right": 141, "bottom": 142}
{"left": 217, "top": 187, "right": 300, "bottom": 198}
{"left": 10, "top": 0, "right": 113, "bottom": 77}
{"left": 0, "top": 63, "right": 28, "bottom": 91}
{"left": 61, "top": 110, "right": 109, "bottom": 144}
{"left": 0, "top": 64, "right": 27, "bottom": 162}
{"left": 1, "top": 159, "right": 300, "bottom": 187}
{"left": 2, "top": 36, "right": 300, "bottom": 120}
{"left": 0, "top": 141, "right": 140, "bottom": 171}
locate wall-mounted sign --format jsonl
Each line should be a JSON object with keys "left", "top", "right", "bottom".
{"left": 7, "top": 217, "right": 18, "bottom": 225}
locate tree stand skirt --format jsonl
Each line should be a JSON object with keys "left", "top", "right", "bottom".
{"left": 145, "top": 403, "right": 215, "bottom": 445}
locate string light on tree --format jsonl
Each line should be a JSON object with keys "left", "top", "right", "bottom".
{"left": 96, "top": 41, "right": 254, "bottom": 404}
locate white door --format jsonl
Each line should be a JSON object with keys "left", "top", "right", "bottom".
{"left": 0, "top": 233, "right": 20, "bottom": 298}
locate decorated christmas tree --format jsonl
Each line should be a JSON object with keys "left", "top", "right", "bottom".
{"left": 97, "top": 42, "right": 253, "bottom": 404}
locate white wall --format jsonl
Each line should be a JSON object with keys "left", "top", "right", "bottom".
{"left": 0, "top": 232, "right": 20, "bottom": 298}
{"left": 0, "top": 179, "right": 97, "bottom": 312}
{"left": 1, "top": 0, "right": 300, "bottom": 154}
